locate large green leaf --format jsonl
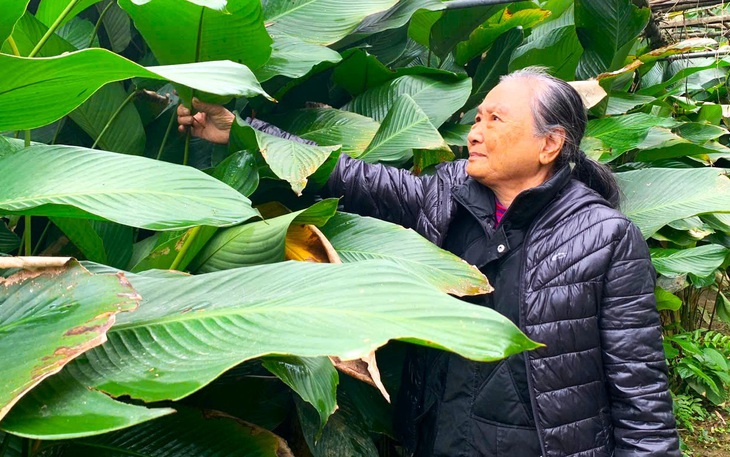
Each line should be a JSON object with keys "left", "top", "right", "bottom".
{"left": 509, "top": 24, "right": 582, "bottom": 81}
{"left": 0, "top": 260, "right": 137, "bottom": 421}
{"left": 193, "top": 199, "right": 338, "bottom": 273}
{"left": 230, "top": 117, "right": 340, "bottom": 195}
{"left": 332, "top": 49, "right": 464, "bottom": 97}
{"left": 262, "top": 356, "right": 338, "bottom": 432}
{"left": 128, "top": 226, "right": 218, "bottom": 273}
{"left": 2, "top": 11, "right": 73, "bottom": 57}
{"left": 254, "top": 34, "right": 342, "bottom": 82}
{"left": 654, "top": 287, "right": 682, "bottom": 312}
{"left": 1, "top": 370, "right": 173, "bottom": 439}
{"left": 0, "top": 143, "right": 258, "bottom": 230}
{"left": 574, "top": 0, "right": 650, "bottom": 79}
{"left": 466, "top": 26, "right": 524, "bottom": 110}
{"left": 428, "top": 4, "right": 503, "bottom": 60}
{"left": 262, "top": 0, "right": 398, "bottom": 45}
{"left": 296, "top": 384, "right": 378, "bottom": 457}
{"left": 57, "top": 260, "right": 537, "bottom": 406}
{"left": 342, "top": 75, "right": 472, "bottom": 128}
{"left": 581, "top": 113, "right": 680, "bottom": 161}
{"left": 356, "top": 94, "right": 446, "bottom": 164}
{"left": 634, "top": 128, "right": 730, "bottom": 162}
{"left": 36, "top": 0, "right": 103, "bottom": 28}
{"left": 455, "top": 5, "right": 551, "bottom": 65}
{"left": 119, "top": 0, "right": 271, "bottom": 70}
{"left": 617, "top": 168, "right": 730, "bottom": 238}
{"left": 0, "top": 221, "right": 20, "bottom": 254}
{"left": 98, "top": 0, "right": 132, "bottom": 53}
{"left": 51, "top": 218, "right": 133, "bottom": 269}
{"left": 68, "top": 83, "right": 146, "bottom": 155}
{"left": 267, "top": 108, "right": 379, "bottom": 158}
{"left": 25, "top": 407, "right": 291, "bottom": 455}
{"left": 0, "top": 0, "right": 31, "bottom": 44}
{"left": 651, "top": 245, "right": 729, "bottom": 278}
{"left": 353, "top": 0, "right": 446, "bottom": 35}
{"left": 321, "top": 212, "right": 490, "bottom": 296}
{"left": 0, "top": 49, "right": 270, "bottom": 131}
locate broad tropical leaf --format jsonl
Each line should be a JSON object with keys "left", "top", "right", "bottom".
{"left": 210, "top": 151, "right": 260, "bottom": 197}
{"left": 574, "top": 0, "right": 650, "bottom": 79}
{"left": 0, "top": 143, "right": 258, "bottom": 230}
{"left": 36, "top": 0, "right": 103, "bottom": 28}
{"left": 356, "top": 94, "right": 446, "bottom": 164}
{"left": 262, "top": 356, "right": 338, "bottom": 432}
{"left": 55, "top": 260, "right": 537, "bottom": 407}
{"left": 98, "top": 0, "right": 132, "bottom": 53}
{"left": 353, "top": 0, "right": 446, "bottom": 35}
{"left": 255, "top": 34, "right": 342, "bottom": 82}
{"left": 68, "top": 83, "right": 146, "bottom": 155}
{"left": 655, "top": 287, "right": 682, "bottom": 312}
{"left": 230, "top": 117, "right": 340, "bottom": 195}
{"left": 429, "top": 4, "right": 503, "bottom": 60}
{"left": 51, "top": 218, "right": 133, "bottom": 268}
{"left": 509, "top": 24, "right": 582, "bottom": 81}
{"left": 193, "top": 199, "right": 338, "bottom": 272}
{"left": 262, "top": 0, "right": 399, "bottom": 45}
{"left": 128, "top": 227, "right": 218, "bottom": 273}
{"left": 1, "top": 370, "right": 173, "bottom": 439}
{"left": 268, "top": 108, "right": 379, "bottom": 158}
{"left": 581, "top": 114, "right": 680, "bottom": 161}
{"left": 15, "top": 406, "right": 292, "bottom": 455}
{"left": 0, "top": 259, "right": 138, "bottom": 421}
{"left": 332, "top": 49, "right": 464, "bottom": 97}
{"left": 119, "top": 0, "right": 270, "bottom": 74}
{"left": 0, "top": 49, "right": 270, "bottom": 131}
{"left": 651, "top": 245, "right": 729, "bottom": 278}
{"left": 616, "top": 168, "right": 730, "bottom": 238}
{"left": 342, "top": 75, "right": 472, "bottom": 128}
{"left": 455, "top": 5, "right": 551, "bottom": 65}
{"left": 467, "top": 27, "right": 525, "bottom": 110}
{"left": 0, "top": 0, "right": 31, "bottom": 44}
{"left": 0, "top": 221, "right": 20, "bottom": 254}
{"left": 320, "top": 212, "right": 491, "bottom": 296}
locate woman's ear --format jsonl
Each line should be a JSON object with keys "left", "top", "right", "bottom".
{"left": 539, "top": 127, "right": 566, "bottom": 165}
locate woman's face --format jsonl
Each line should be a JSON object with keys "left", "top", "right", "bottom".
{"left": 465, "top": 79, "right": 550, "bottom": 188}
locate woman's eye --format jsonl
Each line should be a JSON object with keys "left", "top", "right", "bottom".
{"left": 491, "top": 114, "right": 500, "bottom": 121}
{"left": 474, "top": 116, "right": 481, "bottom": 123}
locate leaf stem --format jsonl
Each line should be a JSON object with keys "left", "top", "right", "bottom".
{"left": 88, "top": 0, "right": 114, "bottom": 49}
{"left": 6, "top": 36, "right": 20, "bottom": 56}
{"left": 29, "top": 0, "right": 81, "bottom": 57}
{"left": 32, "top": 220, "right": 51, "bottom": 255}
{"left": 170, "top": 226, "right": 201, "bottom": 271}
{"left": 183, "top": 129, "right": 192, "bottom": 166}
{"left": 23, "top": 216, "right": 31, "bottom": 256}
{"left": 91, "top": 89, "right": 138, "bottom": 149}
{"left": 156, "top": 108, "right": 178, "bottom": 160}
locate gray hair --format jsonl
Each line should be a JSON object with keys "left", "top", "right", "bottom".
{"left": 500, "top": 67, "right": 620, "bottom": 207}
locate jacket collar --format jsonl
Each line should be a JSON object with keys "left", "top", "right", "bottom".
{"left": 453, "top": 165, "right": 572, "bottom": 229}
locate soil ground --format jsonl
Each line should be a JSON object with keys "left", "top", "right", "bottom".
{"left": 681, "top": 407, "right": 730, "bottom": 456}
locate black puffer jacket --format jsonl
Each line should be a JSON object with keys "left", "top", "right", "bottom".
{"left": 326, "top": 156, "right": 680, "bottom": 457}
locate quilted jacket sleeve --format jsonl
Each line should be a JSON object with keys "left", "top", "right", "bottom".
{"left": 599, "top": 220, "right": 680, "bottom": 457}
{"left": 324, "top": 154, "right": 427, "bottom": 229}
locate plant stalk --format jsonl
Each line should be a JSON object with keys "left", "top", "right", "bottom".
{"left": 29, "top": 0, "right": 81, "bottom": 57}
{"left": 0, "top": 433, "right": 11, "bottom": 457}
{"left": 6, "top": 36, "right": 20, "bottom": 56}
{"left": 183, "top": 129, "right": 192, "bottom": 166}
{"left": 23, "top": 216, "right": 31, "bottom": 256}
{"left": 91, "top": 90, "right": 138, "bottom": 149}
{"left": 156, "top": 108, "right": 178, "bottom": 160}
{"left": 32, "top": 220, "right": 51, "bottom": 256}
{"left": 170, "top": 226, "right": 201, "bottom": 271}
{"left": 88, "top": 0, "right": 114, "bottom": 49}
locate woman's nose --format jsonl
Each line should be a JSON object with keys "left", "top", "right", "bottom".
{"left": 467, "top": 128, "right": 482, "bottom": 145}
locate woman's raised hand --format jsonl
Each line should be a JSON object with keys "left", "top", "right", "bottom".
{"left": 177, "top": 98, "right": 235, "bottom": 145}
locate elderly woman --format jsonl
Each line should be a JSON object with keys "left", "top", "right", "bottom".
{"left": 179, "top": 68, "right": 680, "bottom": 457}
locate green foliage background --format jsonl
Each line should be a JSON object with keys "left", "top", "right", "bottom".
{"left": 1, "top": 0, "right": 730, "bottom": 455}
